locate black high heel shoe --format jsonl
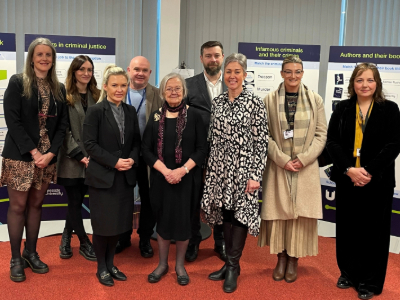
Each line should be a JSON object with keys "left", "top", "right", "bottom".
{"left": 176, "top": 267, "right": 189, "bottom": 286}
{"left": 148, "top": 265, "right": 169, "bottom": 283}
{"left": 22, "top": 244, "right": 49, "bottom": 274}
{"left": 10, "top": 258, "right": 26, "bottom": 282}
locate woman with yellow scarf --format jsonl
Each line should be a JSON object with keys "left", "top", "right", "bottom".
{"left": 327, "top": 63, "right": 400, "bottom": 300}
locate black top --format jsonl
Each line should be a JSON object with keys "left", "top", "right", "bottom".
{"left": 2, "top": 74, "right": 69, "bottom": 164}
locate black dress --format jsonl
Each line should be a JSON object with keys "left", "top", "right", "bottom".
{"left": 327, "top": 98, "right": 400, "bottom": 295}
{"left": 142, "top": 108, "right": 207, "bottom": 241}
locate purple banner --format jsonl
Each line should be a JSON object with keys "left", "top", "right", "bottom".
{"left": 238, "top": 42, "right": 320, "bottom": 62}
{"left": 25, "top": 34, "right": 115, "bottom": 56}
{"left": 0, "top": 33, "right": 16, "bottom": 52}
{"left": 329, "top": 46, "right": 400, "bottom": 65}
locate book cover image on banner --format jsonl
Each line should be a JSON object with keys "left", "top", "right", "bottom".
{"left": 238, "top": 42, "right": 321, "bottom": 98}
{"left": 25, "top": 34, "right": 116, "bottom": 88}
{"left": 322, "top": 46, "right": 400, "bottom": 252}
{"left": 0, "top": 33, "right": 16, "bottom": 158}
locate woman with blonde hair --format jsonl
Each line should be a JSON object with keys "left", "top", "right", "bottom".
{"left": 58, "top": 55, "right": 100, "bottom": 261}
{"left": 83, "top": 64, "right": 141, "bottom": 286}
{"left": 1, "top": 37, "right": 68, "bottom": 282}
{"left": 258, "top": 55, "right": 327, "bottom": 283}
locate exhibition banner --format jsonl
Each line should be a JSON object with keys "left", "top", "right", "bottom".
{"left": 25, "top": 34, "right": 116, "bottom": 88}
{"left": 238, "top": 42, "right": 321, "bottom": 98}
{"left": 0, "top": 34, "right": 118, "bottom": 241}
{"left": 322, "top": 46, "right": 400, "bottom": 249}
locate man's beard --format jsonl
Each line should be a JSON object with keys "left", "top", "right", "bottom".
{"left": 204, "top": 64, "right": 221, "bottom": 76}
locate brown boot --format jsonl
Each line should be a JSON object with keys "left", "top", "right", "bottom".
{"left": 272, "top": 250, "right": 288, "bottom": 281}
{"left": 285, "top": 256, "right": 298, "bottom": 283}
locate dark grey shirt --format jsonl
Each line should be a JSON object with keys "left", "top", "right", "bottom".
{"left": 108, "top": 100, "right": 125, "bottom": 144}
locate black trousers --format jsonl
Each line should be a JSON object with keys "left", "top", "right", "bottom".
{"left": 189, "top": 180, "right": 224, "bottom": 246}
{"left": 119, "top": 156, "right": 155, "bottom": 242}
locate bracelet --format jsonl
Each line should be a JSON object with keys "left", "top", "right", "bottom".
{"left": 183, "top": 165, "right": 189, "bottom": 174}
{"left": 31, "top": 150, "right": 38, "bottom": 158}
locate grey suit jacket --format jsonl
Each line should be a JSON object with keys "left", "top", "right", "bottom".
{"left": 57, "top": 91, "right": 97, "bottom": 179}
{"left": 185, "top": 72, "right": 227, "bottom": 131}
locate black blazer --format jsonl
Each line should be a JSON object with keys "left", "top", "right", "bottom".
{"left": 142, "top": 107, "right": 207, "bottom": 173}
{"left": 185, "top": 72, "right": 227, "bottom": 131}
{"left": 83, "top": 99, "right": 141, "bottom": 188}
{"left": 326, "top": 97, "right": 400, "bottom": 186}
{"left": 2, "top": 74, "right": 68, "bottom": 165}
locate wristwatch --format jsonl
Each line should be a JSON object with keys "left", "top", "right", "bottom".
{"left": 183, "top": 165, "right": 189, "bottom": 174}
{"left": 344, "top": 167, "right": 352, "bottom": 174}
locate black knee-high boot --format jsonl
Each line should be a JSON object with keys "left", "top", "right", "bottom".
{"left": 223, "top": 225, "right": 247, "bottom": 293}
{"left": 208, "top": 222, "right": 236, "bottom": 280}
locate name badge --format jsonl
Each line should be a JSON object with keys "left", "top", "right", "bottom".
{"left": 283, "top": 130, "right": 293, "bottom": 139}
{"left": 356, "top": 148, "right": 361, "bottom": 157}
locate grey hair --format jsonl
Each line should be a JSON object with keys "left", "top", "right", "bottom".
{"left": 23, "top": 37, "right": 63, "bottom": 101}
{"left": 159, "top": 73, "right": 188, "bottom": 99}
{"left": 224, "top": 53, "right": 247, "bottom": 73}
{"left": 98, "top": 64, "right": 129, "bottom": 101}
{"left": 281, "top": 55, "right": 303, "bottom": 70}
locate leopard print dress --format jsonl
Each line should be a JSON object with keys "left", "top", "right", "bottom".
{"left": 0, "top": 77, "right": 56, "bottom": 191}
{"left": 201, "top": 90, "right": 269, "bottom": 236}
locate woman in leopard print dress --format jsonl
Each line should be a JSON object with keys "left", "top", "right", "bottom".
{"left": 201, "top": 53, "right": 268, "bottom": 293}
{"left": 1, "top": 38, "right": 68, "bottom": 282}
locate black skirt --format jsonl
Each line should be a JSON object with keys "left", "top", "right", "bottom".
{"left": 89, "top": 171, "right": 134, "bottom": 236}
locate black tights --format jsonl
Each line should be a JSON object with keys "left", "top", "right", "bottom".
{"left": 92, "top": 234, "right": 119, "bottom": 274}
{"left": 222, "top": 207, "right": 248, "bottom": 229}
{"left": 64, "top": 184, "right": 88, "bottom": 241}
{"left": 152, "top": 234, "right": 189, "bottom": 277}
{"left": 7, "top": 184, "right": 49, "bottom": 258}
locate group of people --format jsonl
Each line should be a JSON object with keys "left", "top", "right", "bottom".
{"left": 2, "top": 38, "right": 398, "bottom": 300}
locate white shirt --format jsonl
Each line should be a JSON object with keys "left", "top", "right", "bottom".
{"left": 204, "top": 71, "right": 223, "bottom": 101}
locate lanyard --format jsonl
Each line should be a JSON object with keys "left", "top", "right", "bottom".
{"left": 359, "top": 101, "right": 373, "bottom": 134}
{"left": 127, "top": 87, "right": 146, "bottom": 114}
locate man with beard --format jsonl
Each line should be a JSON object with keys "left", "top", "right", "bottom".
{"left": 115, "top": 56, "right": 163, "bottom": 257}
{"left": 185, "top": 41, "right": 227, "bottom": 262}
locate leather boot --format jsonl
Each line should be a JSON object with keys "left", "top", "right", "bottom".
{"left": 209, "top": 222, "right": 232, "bottom": 281}
{"left": 79, "top": 236, "right": 97, "bottom": 261}
{"left": 285, "top": 256, "right": 299, "bottom": 283}
{"left": 22, "top": 242, "right": 49, "bottom": 274}
{"left": 223, "top": 225, "right": 247, "bottom": 293}
{"left": 272, "top": 250, "right": 288, "bottom": 281}
{"left": 59, "top": 228, "right": 73, "bottom": 259}
{"left": 10, "top": 258, "right": 26, "bottom": 282}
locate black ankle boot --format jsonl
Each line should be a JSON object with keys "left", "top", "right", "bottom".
{"left": 22, "top": 243, "right": 49, "bottom": 274}
{"left": 79, "top": 236, "right": 96, "bottom": 261}
{"left": 10, "top": 258, "right": 26, "bottom": 282}
{"left": 59, "top": 229, "right": 73, "bottom": 259}
{"left": 223, "top": 225, "right": 247, "bottom": 293}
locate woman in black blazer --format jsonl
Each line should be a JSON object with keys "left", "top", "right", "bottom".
{"left": 83, "top": 65, "right": 141, "bottom": 286}
{"left": 1, "top": 37, "right": 68, "bottom": 282}
{"left": 57, "top": 55, "right": 100, "bottom": 261}
{"left": 327, "top": 63, "right": 400, "bottom": 300}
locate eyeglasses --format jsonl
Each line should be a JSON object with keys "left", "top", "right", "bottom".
{"left": 38, "top": 90, "right": 57, "bottom": 118}
{"left": 282, "top": 70, "right": 303, "bottom": 76}
{"left": 165, "top": 87, "right": 182, "bottom": 93}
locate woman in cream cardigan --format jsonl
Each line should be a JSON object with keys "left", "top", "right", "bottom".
{"left": 258, "top": 55, "right": 327, "bottom": 283}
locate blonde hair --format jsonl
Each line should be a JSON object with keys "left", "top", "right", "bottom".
{"left": 23, "top": 37, "right": 63, "bottom": 101}
{"left": 281, "top": 55, "right": 303, "bottom": 70}
{"left": 98, "top": 64, "right": 129, "bottom": 102}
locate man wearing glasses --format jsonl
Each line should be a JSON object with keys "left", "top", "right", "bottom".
{"left": 115, "top": 56, "right": 163, "bottom": 257}
{"left": 184, "top": 41, "right": 227, "bottom": 262}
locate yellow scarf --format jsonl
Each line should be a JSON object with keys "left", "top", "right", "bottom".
{"left": 354, "top": 100, "right": 374, "bottom": 167}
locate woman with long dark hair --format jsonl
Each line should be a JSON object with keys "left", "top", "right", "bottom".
{"left": 327, "top": 63, "right": 400, "bottom": 299}
{"left": 57, "top": 55, "right": 100, "bottom": 261}
{"left": 1, "top": 37, "right": 68, "bottom": 282}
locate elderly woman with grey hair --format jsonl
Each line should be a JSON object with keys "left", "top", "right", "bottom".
{"left": 142, "top": 73, "right": 207, "bottom": 285}
{"left": 202, "top": 53, "right": 269, "bottom": 293}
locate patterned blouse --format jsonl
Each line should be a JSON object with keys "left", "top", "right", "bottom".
{"left": 0, "top": 77, "right": 56, "bottom": 191}
{"left": 201, "top": 90, "right": 269, "bottom": 236}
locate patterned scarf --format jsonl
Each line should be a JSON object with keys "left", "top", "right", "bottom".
{"left": 157, "top": 100, "right": 187, "bottom": 164}
{"left": 278, "top": 82, "right": 311, "bottom": 206}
